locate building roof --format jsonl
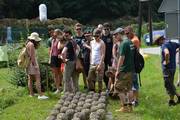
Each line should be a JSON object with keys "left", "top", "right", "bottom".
{"left": 158, "top": 0, "right": 180, "bottom": 13}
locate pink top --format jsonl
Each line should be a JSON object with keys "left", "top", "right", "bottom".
{"left": 51, "top": 39, "right": 59, "bottom": 56}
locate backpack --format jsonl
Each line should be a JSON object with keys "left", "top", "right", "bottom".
{"left": 134, "top": 48, "right": 144, "bottom": 73}
{"left": 17, "top": 47, "right": 30, "bottom": 68}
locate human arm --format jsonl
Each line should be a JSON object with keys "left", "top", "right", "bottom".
{"left": 61, "top": 47, "right": 68, "bottom": 63}
{"left": 115, "top": 55, "right": 125, "bottom": 77}
{"left": 28, "top": 43, "right": 37, "bottom": 66}
{"left": 112, "top": 44, "right": 118, "bottom": 61}
{"left": 163, "top": 48, "right": 170, "bottom": 65}
{"left": 97, "top": 41, "right": 105, "bottom": 71}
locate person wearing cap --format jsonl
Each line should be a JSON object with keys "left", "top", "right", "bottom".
{"left": 73, "top": 23, "right": 88, "bottom": 90}
{"left": 102, "top": 22, "right": 113, "bottom": 91}
{"left": 124, "top": 26, "right": 141, "bottom": 107}
{"left": 154, "top": 35, "right": 180, "bottom": 106}
{"left": 105, "top": 27, "right": 124, "bottom": 97}
{"left": 26, "top": 32, "right": 48, "bottom": 100}
{"left": 87, "top": 28, "right": 105, "bottom": 93}
{"left": 61, "top": 28, "right": 79, "bottom": 93}
{"left": 49, "top": 29, "right": 63, "bottom": 94}
{"left": 114, "top": 28, "right": 134, "bottom": 112}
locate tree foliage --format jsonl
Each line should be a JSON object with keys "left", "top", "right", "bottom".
{"left": 0, "top": 0, "right": 163, "bottom": 24}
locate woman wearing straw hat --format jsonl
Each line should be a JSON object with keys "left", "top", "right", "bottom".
{"left": 26, "top": 32, "right": 48, "bottom": 100}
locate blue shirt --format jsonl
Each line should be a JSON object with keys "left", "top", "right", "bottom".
{"left": 161, "top": 41, "right": 180, "bottom": 70}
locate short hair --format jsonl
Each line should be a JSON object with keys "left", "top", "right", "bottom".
{"left": 63, "top": 28, "right": 72, "bottom": 35}
{"left": 93, "top": 28, "right": 101, "bottom": 36}
{"left": 103, "top": 22, "right": 111, "bottom": 28}
{"left": 47, "top": 25, "right": 54, "bottom": 31}
{"left": 75, "top": 23, "right": 82, "bottom": 28}
{"left": 125, "top": 26, "right": 133, "bottom": 33}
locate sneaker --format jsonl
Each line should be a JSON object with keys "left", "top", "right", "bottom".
{"left": 176, "top": 96, "right": 180, "bottom": 104}
{"left": 54, "top": 89, "right": 60, "bottom": 94}
{"left": 29, "top": 95, "right": 34, "bottom": 97}
{"left": 132, "top": 100, "right": 139, "bottom": 107}
{"left": 169, "top": 100, "right": 176, "bottom": 106}
{"left": 106, "top": 89, "right": 110, "bottom": 96}
{"left": 38, "top": 95, "right": 48, "bottom": 100}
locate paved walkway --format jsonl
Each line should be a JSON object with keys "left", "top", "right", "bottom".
{"left": 141, "top": 47, "right": 180, "bottom": 65}
{"left": 141, "top": 47, "right": 160, "bottom": 55}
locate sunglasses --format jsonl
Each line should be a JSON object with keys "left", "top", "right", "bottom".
{"left": 125, "top": 32, "right": 130, "bottom": 35}
{"left": 104, "top": 28, "right": 110, "bottom": 31}
{"left": 94, "top": 35, "right": 100, "bottom": 38}
{"left": 76, "top": 28, "right": 82, "bottom": 31}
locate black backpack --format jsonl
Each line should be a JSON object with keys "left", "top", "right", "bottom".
{"left": 134, "top": 48, "right": 145, "bottom": 86}
{"left": 134, "top": 48, "right": 144, "bottom": 73}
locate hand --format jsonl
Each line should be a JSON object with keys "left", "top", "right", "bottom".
{"left": 115, "top": 71, "right": 119, "bottom": 78}
{"left": 48, "top": 60, "right": 51, "bottom": 64}
{"left": 96, "top": 65, "right": 101, "bottom": 71}
{"left": 163, "top": 60, "right": 169, "bottom": 65}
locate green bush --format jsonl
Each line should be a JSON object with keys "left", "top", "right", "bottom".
{"left": 0, "top": 87, "right": 26, "bottom": 112}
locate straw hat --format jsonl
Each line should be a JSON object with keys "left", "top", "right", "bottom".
{"left": 28, "top": 32, "right": 41, "bottom": 42}
{"left": 153, "top": 35, "right": 164, "bottom": 45}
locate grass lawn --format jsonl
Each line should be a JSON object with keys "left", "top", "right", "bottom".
{"left": 0, "top": 54, "right": 180, "bottom": 120}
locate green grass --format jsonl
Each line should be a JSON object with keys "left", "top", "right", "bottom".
{"left": 0, "top": 68, "right": 12, "bottom": 88}
{"left": 0, "top": 55, "right": 180, "bottom": 120}
{"left": 107, "top": 55, "right": 180, "bottom": 120}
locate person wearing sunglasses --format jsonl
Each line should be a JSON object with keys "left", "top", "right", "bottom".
{"left": 101, "top": 22, "right": 113, "bottom": 92}
{"left": 124, "top": 26, "right": 141, "bottom": 107}
{"left": 87, "top": 29, "right": 105, "bottom": 93}
{"left": 73, "top": 23, "right": 88, "bottom": 90}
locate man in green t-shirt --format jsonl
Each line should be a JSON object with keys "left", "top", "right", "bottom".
{"left": 113, "top": 27, "right": 134, "bottom": 112}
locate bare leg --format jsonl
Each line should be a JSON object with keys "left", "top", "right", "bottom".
{"left": 34, "top": 74, "right": 43, "bottom": 96}
{"left": 118, "top": 93, "right": 126, "bottom": 106}
{"left": 52, "top": 68, "right": 60, "bottom": 90}
{"left": 98, "top": 81, "right": 103, "bottom": 93}
{"left": 82, "top": 71, "right": 88, "bottom": 88}
{"left": 28, "top": 75, "right": 34, "bottom": 96}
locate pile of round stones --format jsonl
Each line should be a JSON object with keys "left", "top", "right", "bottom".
{"left": 46, "top": 91, "right": 107, "bottom": 120}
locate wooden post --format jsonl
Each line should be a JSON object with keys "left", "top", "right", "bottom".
{"left": 138, "top": 1, "right": 142, "bottom": 40}
{"left": 148, "top": 0, "right": 153, "bottom": 45}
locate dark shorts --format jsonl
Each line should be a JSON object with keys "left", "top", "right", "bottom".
{"left": 114, "top": 72, "right": 132, "bottom": 94}
{"left": 163, "top": 69, "right": 176, "bottom": 96}
{"left": 132, "top": 73, "right": 139, "bottom": 91}
{"left": 50, "top": 56, "right": 61, "bottom": 68}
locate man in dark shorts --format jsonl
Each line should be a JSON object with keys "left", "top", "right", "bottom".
{"left": 114, "top": 27, "right": 134, "bottom": 112}
{"left": 154, "top": 35, "right": 180, "bottom": 106}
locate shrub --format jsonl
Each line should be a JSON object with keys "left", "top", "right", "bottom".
{"left": 0, "top": 87, "right": 26, "bottom": 111}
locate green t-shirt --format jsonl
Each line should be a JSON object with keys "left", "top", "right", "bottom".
{"left": 119, "top": 39, "right": 134, "bottom": 72}
{"left": 47, "top": 37, "right": 53, "bottom": 48}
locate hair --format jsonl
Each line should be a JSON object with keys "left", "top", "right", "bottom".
{"left": 93, "top": 28, "right": 101, "bottom": 36}
{"left": 48, "top": 25, "right": 54, "bottom": 31}
{"left": 63, "top": 28, "right": 72, "bottom": 35}
{"left": 26, "top": 39, "right": 40, "bottom": 49}
{"left": 125, "top": 26, "right": 133, "bottom": 33}
{"left": 103, "top": 22, "right": 111, "bottom": 28}
{"left": 75, "top": 22, "right": 82, "bottom": 28}
{"left": 54, "top": 29, "right": 63, "bottom": 36}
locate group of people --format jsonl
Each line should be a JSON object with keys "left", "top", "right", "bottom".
{"left": 24, "top": 22, "right": 180, "bottom": 113}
